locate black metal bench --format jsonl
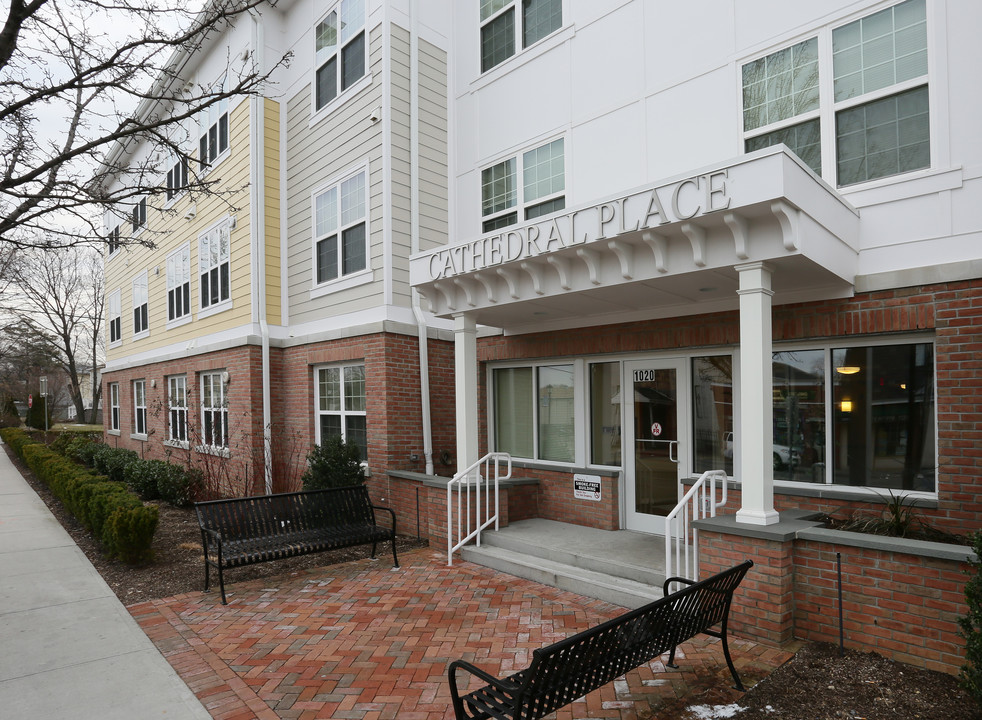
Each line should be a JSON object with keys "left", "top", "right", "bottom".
{"left": 448, "top": 560, "right": 753, "bottom": 720}
{"left": 194, "top": 484, "right": 399, "bottom": 604}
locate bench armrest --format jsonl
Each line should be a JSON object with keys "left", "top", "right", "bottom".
{"left": 372, "top": 504, "right": 398, "bottom": 535}
{"left": 200, "top": 526, "right": 224, "bottom": 553}
{"left": 663, "top": 575, "right": 696, "bottom": 595}
{"left": 448, "top": 659, "right": 520, "bottom": 715}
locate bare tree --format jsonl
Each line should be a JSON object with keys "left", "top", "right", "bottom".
{"left": 0, "top": 0, "right": 288, "bottom": 251}
{"left": 10, "top": 247, "right": 104, "bottom": 422}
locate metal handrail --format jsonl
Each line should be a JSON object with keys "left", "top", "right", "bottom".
{"left": 664, "top": 469, "right": 728, "bottom": 581}
{"left": 447, "top": 452, "right": 512, "bottom": 566}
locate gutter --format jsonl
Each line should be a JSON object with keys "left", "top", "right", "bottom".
{"left": 249, "top": 10, "right": 273, "bottom": 494}
{"left": 409, "top": 0, "right": 434, "bottom": 475}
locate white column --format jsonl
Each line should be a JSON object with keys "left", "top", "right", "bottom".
{"left": 454, "top": 314, "right": 479, "bottom": 473}
{"left": 735, "top": 262, "right": 780, "bottom": 526}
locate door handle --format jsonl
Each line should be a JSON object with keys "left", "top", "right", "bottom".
{"left": 669, "top": 440, "right": 678, "bottom": 463}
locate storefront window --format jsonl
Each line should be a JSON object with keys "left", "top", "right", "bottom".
{"left": 538, "top": 365, "right": 574, "bottom": 462}
{"left": 494, "top": 367, "right": 533, "bottom": 458}
{"left": 773, "top": 350, "right": 826, "bottom": 483}
{"left": 831, "top": 343, "right": 934, "bottom": 491}
{"left": 692, "top": 356, "right": 733, "bottom": 475}
{"left": 590, "top": 362, "right": 621, "bottom": 466}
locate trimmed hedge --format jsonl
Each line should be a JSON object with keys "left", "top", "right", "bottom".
{"left": 124, "top": 459, "right": 200, "bottom": 507}
{"left": 91, "top": 445, "right": 140, "bottom": 484}
{"left": 1, "top": 428, "right": 156, "bottom": 563}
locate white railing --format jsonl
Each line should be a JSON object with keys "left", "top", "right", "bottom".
{"left": 664, "top": 469, "right": 729, "bottom": 582}
{"left": 447, "top": 452, "right": 512, "bottom": 565}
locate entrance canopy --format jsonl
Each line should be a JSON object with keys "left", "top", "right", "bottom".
{"left": 411, "top": 147, "right": 859, "bottom": 332}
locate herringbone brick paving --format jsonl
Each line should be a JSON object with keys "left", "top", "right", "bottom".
{"left": 130, "top": 549, "right": 793, "bottom": 720}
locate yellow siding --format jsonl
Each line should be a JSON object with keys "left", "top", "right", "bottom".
{"left": 105, "top": 99, "right": 253, "bottom": 364}
{"left": 264, "top": 98, "right": 282, "bottom": 326}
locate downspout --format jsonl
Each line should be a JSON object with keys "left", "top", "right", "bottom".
{"left": 409, "top": 0, "right": 434, "bottom": 475}
{"left": 250, "top": 11, "right": 273, "bottom": 494}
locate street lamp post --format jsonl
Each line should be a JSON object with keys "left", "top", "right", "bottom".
{"left": 39, "top": 376, "right": 48, "bottom": 433}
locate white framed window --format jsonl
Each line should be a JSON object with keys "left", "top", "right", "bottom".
{"left": 166, "top": 244, "right": 191, "bottom": 324}
{"left": 165, "top": 156, "right": 188, "bottom": 202}
{"left": 314, "top": 364, "right": 367, "bottom": 461}
{"left": 132, "top": 379, "right": 146, "bottom": 436}
{"left": 198, "top": 82, "right": 229, "bottom": 170}
{"left": 492, "top": 363, "right": 574, "bottom": 463}
{"left": 108, "top": 289, "right": 122, "bottom": 345}
{"left": 480, "top": 0, "right": 562, "bottom": 73}
{"left": 200, "top": 371, "right": 228, "bottom": 449}
{"left": 131, "top": 197, "right": 147, "bottom": 234}
{"left": 482, "top": 137, "right": 565, "bottom": 232}
{"left": 108, "top": 382, "right": 120, "bottom": 433}
{"left": 312, "top": 168, "right": 368, "bottom": 286}
{"left": 741, "top": 0, "right": 929, "bottom": 187}
{"left": 167, "top": 375, "right": 188, "bottom": 445}
{"left": 132, "top": 272, "right": 148, "bottom": 337}
{"left": 314, "top": 0, "right": 367, "bottom": 113}
{"left": 107, "top": 224, "right": 121, "bottom": 256}
{"left": 199, "top": 219, "right": 231, "bottom": 312}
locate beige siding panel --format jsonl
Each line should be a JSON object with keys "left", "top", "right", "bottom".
{"left": 285, "top": 25, "right": 389, "bottom": 327}
{"left": 418, "top": 38, "right": 448, "bottom": 253}
{"left": 264, "top": 98, "right": 282, "bottom": 325}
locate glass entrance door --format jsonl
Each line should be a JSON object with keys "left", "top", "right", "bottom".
{"left": 625, "top": 359, "right": 687, "bottom": 534}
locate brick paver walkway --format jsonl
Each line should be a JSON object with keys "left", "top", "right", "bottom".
{"left": 130, "top": 549, "right": 793, "bottom": 720}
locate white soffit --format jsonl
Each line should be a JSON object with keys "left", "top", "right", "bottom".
{"left": 411, "top": 147, "right": 860, "bottom": 333}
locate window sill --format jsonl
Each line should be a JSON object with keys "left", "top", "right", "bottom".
{"left": 309, "top": 74, "right": 373, "bottom": 129}
{"left": 839, "top": 165, "right": 963, "bottom": 208}
{"left": 164, "top": 439, "right": 190, "bottom": 450}
{"left": 132, "top": 330, "right": 150, "bottom": 342}
{"left": 472, "top": 25, "right": 574, "bottom": 91}
{"left": 310, "top": 268, "right": 373, "bottom": 299}
{"left": 166, "top": 315, "right": 193, "bottom": 331}
{"left": 199, "top": 148, "right": 231, "bottom": 178}
{"left": 130, "top": 433, "right": 148, "bottom": 441}
{"left": 107, "top": 429, "right": 120, "bottom": 436}
{"left": 109, "top": 339, "right": 122, "bottom": 349}
{"left": 196, "top": 444, "right": 230, "bottom": 458}
{"left": 198, "top": 299, "right": 232, "bottom": 320}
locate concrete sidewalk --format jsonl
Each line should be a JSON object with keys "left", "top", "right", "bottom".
{"left": 0, "top": 438, "right": 210, "bottom": 719}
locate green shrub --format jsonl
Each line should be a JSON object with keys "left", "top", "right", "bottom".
{"left": 1, "top": 427, "right": 34, "bottom": 457}
{"left": 19, "top": 442, "right": 156, "bottom": 563}
{"left": 960, "top": 532, "right": 982, "bottom": 702}
{"left": 24, "top": 397, "right": 52, "bottom": 430}
{"left": 91, "top": 445, "right": 139, "bottom": 484}
{"left": 0, "top": 397, "right": 20, "bottom": 429}
{"left": 302, "top": 435, "right": 365, "bottom": 491}
{"left": 124, "top": 459, "right": 200, "bottom": 506}
{"left": 73, "top": 437, "right": 104, "bottom": 467}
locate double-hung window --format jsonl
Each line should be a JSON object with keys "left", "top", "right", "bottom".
{"left": 108, "top": 289, "right": 122, "bottom": 345}
{"left": 132, "top": 272, "right": 148, "bottom": 337}
{"left": 493, "top": 363, "right": 574, "bottom": 463}
{"left": 133, "top": 380, "right": 146, "bottom": 436}
{"left": 167, "top": 375, "right": 188, "bottom": 444}
{"left": 131, "top": 197, "right": 147, "bottom": 234}
{"left": 199, "top": 86, "right": 229, "bottom": 169}
{"left": 742, "top": 0, "right": 929, "bottom": 187}
{"left": 313, "top": 169, "right": 368, "bottom": 285}
{"left": 480, "top": 0, "right": 562, "bottom": 73}
{"left": 109, "top": 382, "right": 120, "bottom": 432}
{"left": 482, "top": 137, "right": 564, "bottom": 232}
{"left": 315, "top": 364, "right": 367, "bottom": 461}
{"left": 107, "top": 224, "right": 121, "bottom": 256}
{"left": 199, "top": 220, "right": 231, "bottom": 311}
{"left": 200, "top": 372, "right": 228, "bottom": 449}
{"left": 166, "top": 156, "right": 188, "bottom": 201}
{"left": 166, "top": 245, "right": 191, "bottom": 323}
{"left": 314, "top": 0, "right": 367, "bottom": 112}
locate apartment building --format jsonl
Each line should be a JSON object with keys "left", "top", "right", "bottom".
{"left": 101, "top": 0, "right": 453, "bottom": 496}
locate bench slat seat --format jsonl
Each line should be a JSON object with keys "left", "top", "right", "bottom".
{"left": 449, "top": 560, "right": 752, "bottom": 720}
{"left": 195, "top": 485, "right": 398, "bottom": 603}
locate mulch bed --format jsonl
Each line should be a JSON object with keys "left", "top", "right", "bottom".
{"left": 6, "top": 442, "right": 981, "bottom": 719}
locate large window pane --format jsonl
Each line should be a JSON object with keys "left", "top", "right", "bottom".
{"left": 481, "top": 158, "right": 516, "bottom": 217}
{"left": 742, "top": 37, "right": 819, "bottom": 132}
{"left": 523, "top": 138, "right": 564, "bottom": 204}
{"left": 590, "top": 363, "right": 621, "bottom": 466}
{"left": 538, "top": 365, "right": 574, "bottom": 462}
{"left": 836, "top": 85, "right": 929, "bottom": 186}
{"left": 831, "top": 343, "right": 934, "bottom": 491}
{"left": 692, "top": 357, "right": 733, "bottom": 476}
{"left": 523, "top": 0, "right": 561, "bottom": 48}
{"left": 494, "top": 367, "right": 533, "bottom": 458}
{"left": 481, "top": 7, "right": 515, "bottom": 72}
{"left": 773, "top": 350, "right": 826, "bottom": 483}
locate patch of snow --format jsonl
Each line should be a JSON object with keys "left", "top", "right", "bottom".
{"left": 685, "top": 703, "right": 746, "bottom": 719}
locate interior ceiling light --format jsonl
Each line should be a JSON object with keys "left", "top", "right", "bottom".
{"left": 836, "top": 366, "right": 861, "bottom": 375}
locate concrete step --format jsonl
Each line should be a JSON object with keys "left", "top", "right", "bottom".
{"left": 460, "top": 543, "right": 664, "bottom": 609}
